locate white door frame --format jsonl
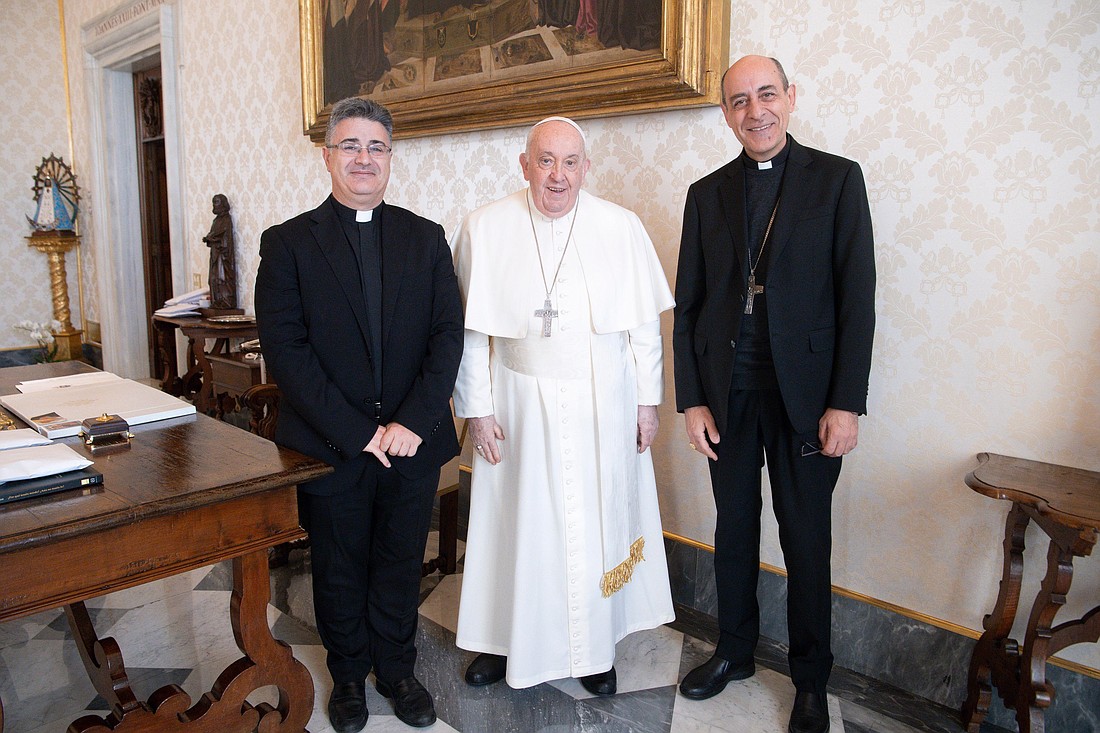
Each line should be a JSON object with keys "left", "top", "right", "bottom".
{"left": 81, "top": 1, "right": 187, "bottom": 379}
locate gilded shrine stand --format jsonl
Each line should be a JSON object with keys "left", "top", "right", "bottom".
{"left": 25, "top": 233, "right": 84, "bottom": 361}
{"left": 962, "top": 452, "right": 1100, "bottom": 732}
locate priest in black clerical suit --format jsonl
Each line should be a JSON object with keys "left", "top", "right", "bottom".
{"left": 673, "top": 56, "right": 875, "bottom": 733}
{"left": 255, "top": 97, "right": 462, "bottom": 732}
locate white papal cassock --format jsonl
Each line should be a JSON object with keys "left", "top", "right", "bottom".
{"left": 450, "top": 189, "right": 676, "bottom": 689}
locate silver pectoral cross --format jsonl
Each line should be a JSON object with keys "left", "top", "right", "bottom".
{"left": 535, "top": 298, "right": 558, "bottom": 337}
{"left": 744, "top": 274, "right": 764, "bottom": 315}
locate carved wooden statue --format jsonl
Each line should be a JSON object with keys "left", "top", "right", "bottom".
{"left": 203, "top": 194, "right": 238, "bottom": 310}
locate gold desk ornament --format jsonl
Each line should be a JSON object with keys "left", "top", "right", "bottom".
{"left": 80, "top": 413, "right": 133, "bottom": 454}
{"left": 26, "top": 154, "right": 83, "bottom": 361}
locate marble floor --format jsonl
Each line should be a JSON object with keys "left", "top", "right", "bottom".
{"left": 0, "top": 533, "right": 1008, "bottom": 733}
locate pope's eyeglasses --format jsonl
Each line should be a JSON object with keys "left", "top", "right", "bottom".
{"left": 327, "top": 140, "right": 392, "bottom": 158}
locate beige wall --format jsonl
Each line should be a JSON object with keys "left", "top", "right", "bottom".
{"left": 9, "top": 0, "right": 1099, "bottom": 672}
{"left": 0, "top": 1, "right": 77, "bottom": 351}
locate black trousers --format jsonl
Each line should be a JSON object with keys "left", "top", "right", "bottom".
{"left": 708, "top": 388, "right": 841, "bottom": 694}
{"left": 299, "top": 465, "right": 439, "bottom": 686}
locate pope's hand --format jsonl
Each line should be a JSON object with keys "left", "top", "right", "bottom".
{"left": 468, "top": 415, "right": 505, "bottom": 465}
{"left": 637, "top": 405, "right": 659, "bottom": 453}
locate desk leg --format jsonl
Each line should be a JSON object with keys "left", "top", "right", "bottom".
{"left": 182, "top": 549, "right": 315, "bottom": 730}
{"left": 962, "top": 503, "right": 1029, "bottom": 732}
{"left": 65, "top": 551, "right": 314, "bottom": 732}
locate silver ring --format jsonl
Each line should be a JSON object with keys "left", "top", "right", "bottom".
{"left": 476, "top": 444, "right": 483, "bottom": 450}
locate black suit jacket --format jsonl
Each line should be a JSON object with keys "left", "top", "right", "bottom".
{"left": 255, "top": 197, "right": 464, "bottom": 495}
{"left": 673, "top": 137, "right": 876, "bottom": 437}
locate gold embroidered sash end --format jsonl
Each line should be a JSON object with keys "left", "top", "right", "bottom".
{"left": 599, "top": 537, "right": 645, "bottom": 598}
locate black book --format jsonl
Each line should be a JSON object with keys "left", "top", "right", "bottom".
{"left": 0, "top": 467, "right": 104, "bottom": 505}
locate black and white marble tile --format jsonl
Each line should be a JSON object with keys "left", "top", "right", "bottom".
{"left": 0, "top": 529, "right": 1032, "bottom": 732}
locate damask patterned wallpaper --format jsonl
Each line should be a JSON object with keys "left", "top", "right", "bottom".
{"left": 0, "top": 1, "right": 77, "bottom": 351}
{"left": 11, "top": 0, "right": 1100, "bottom": 670}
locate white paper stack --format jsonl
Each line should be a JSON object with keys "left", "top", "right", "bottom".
{"left": 0, "top": 443, "right": 93, "bottom": 483}
{"left": 155, "top": 286, "right": 210, "bottom": 317}
{"left": 0, "top": 372, "right": 196, "bottom": 438}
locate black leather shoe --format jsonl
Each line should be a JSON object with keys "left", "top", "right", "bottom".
{"left": 678, "top": 655, "right": 755, "bottom": 700}
{"left": 788, "top": 690, "right": 830, "bottom": 733}
{"left": 465, "top": 653, "right": 507, "bottom": 686}
{"left": 579, "top": 666, "right": 617, "bottom": 696}
{"left": 376, "top": 675, "right": 437, "bottom": 728}
{"left": 328, "top": 680, "right": 368, "bottom": 733}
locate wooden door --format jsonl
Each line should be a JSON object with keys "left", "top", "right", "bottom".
{"left": 133, "top": 67, "right": 173, "bottom": 379}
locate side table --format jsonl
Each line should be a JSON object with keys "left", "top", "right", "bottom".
{"left": 961, "top": 452, "right": 1100, "bottom": 732}
{"left": 152, "top": 315, "right": 258, "bottom": 415}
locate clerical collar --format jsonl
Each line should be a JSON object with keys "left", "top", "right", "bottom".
{"left": 330, "top": 195, "right": 379, "bottom": 223}
{"left": 741, "top": 136, "right": 792, "bottom": 171}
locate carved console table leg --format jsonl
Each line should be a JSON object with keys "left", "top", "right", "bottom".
{"left": 963, "top": 503, "right": 1029, "bottom": 732}
{"left": 65, "top": 602, "right": 144, "bottom": 722}
{"left": 63, "top": 551, "right": 313, "bottom": 732}
{"left": 182, "top": 549, "right": 314, "bottom": 730}
{"left": 1013, "top": 518, "right": 1098, "bottom": 733}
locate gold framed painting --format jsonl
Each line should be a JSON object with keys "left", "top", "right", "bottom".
{"left": 299, "top": 0, "right": 729, "bottom": 141}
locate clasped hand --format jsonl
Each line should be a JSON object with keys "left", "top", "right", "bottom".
{"left": 362, "top": 423, "right": 422, "bottom": 468}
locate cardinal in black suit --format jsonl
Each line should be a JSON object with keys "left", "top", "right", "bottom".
{"left": 255, "top": 97, "right": 462, "bottom": 732}
{"left": 673, "top": 56, "right": 875, "bottom": 733}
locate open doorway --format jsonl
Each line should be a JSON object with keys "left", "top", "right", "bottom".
{"left": 133, "top": 62, "right": 172, "bottom": 379}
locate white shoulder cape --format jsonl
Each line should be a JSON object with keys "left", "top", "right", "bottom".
{"left": 450, "top": 189, "right": 674, "bottom": 336}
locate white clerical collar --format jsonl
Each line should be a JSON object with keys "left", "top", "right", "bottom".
{"left": 356, "top": 209, "right": 373, "bottom": 222}
{"left": 756, "top": 159, "right": 773, "bottom": 170}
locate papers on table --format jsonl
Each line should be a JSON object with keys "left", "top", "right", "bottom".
{"left": 155, "top": 286, "right": 210, "bottom": 317}
{"left": 0, "top": 372, "right": 196, "bottom": 439}
{"left": 0, "top": 429, "right": 51, "bottom": 451}
{"left": 0, "top": 443, "right": 93, "bottom": 484}
{"left": 12, "top": 371, "right": 119, "bottom": 393}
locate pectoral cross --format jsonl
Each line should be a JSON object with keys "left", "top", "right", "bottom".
{"left": 744, "top": 274, "right": 764, "bottom": 315}
{"left": 535, "top": 298, "right": 558, "bottom": 337}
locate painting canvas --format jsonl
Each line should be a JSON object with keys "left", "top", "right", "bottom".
{"left": 300, "top": 0, "right": 729, "bottom": 140}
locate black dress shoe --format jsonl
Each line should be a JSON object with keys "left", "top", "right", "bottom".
{"left": 465, "top": 652, "right": 507, "bottom": 686}
{"left": 788, "top": 690, "right": 830, "bottom": 733}
{"left": 328, "top": 680, "right": 368, "bottom": 733}
{"left": 579, "top": 666, "right": 617, "bottom": 696}
{"left": 678, "top": 655, "right": 755, "bottom": 700}
{"left": 376, "top": 675, "right": 437, "bottom": 728}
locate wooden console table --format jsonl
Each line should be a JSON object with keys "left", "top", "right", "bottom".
{"left": 961, "top": 452, "right": 1100, "bottom": 733}
{"left": 152, "top": 314, "right": 260, "bottom": 416}
{"left": 0, "top": 362, "right": 331, "bottom": 732}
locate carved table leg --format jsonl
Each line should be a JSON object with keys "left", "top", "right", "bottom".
{"left": 962, "top": 503, "right": 1029, "bottom": 732}
{"left": 65, "top": 601, "right": 146, "bottom": 723}
{"left": 1011, "top": 518, "right": 1097, "bottom": 733}
{"left": 182, "top": 549, "right": 315, "bottom": 730}
{"left": 65, "top": 550, "right": 313, "bottom": 732}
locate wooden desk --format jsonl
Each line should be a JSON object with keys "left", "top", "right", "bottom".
{"left": 152, "top": 315, "right": 259, "bottom": 416}
{"left": 962, "top": 452, "right": 1100, "bottom": 733}
{"left": 0, "top": 362, "right": 331, "bottom": 732}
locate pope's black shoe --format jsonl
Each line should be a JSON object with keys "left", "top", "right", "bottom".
{"left": 465, "top": 653, "right": 507, "bottom": 686}
{"left": 327, "top": 680, "right": 368, "bottom": 733}
{"left": 788, "top": 690, "right": 830, "bottom": 733}
{"left": 579, "top": 666, "right": 617, "bottom": 696}
{"left": 678, "top": 655, "right": 755, "bottom": 700}
{"left": 376, "top": 675, "right": 437, "bottom": 728}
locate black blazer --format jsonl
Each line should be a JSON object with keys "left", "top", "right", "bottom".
{"left": 255, "top": 197, "right": 464, "bottom": 494}
{"left": 673, "top": 137, "right": 876, "bottom": 437}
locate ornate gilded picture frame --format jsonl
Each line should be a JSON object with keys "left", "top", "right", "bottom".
{"left": 299, "top": 0, "right": 729, "bottom": 142}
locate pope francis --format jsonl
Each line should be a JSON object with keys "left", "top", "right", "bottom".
{"left": 450, "top": 116, "right": 675, "bottom": 695}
